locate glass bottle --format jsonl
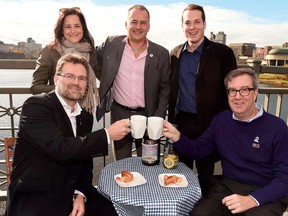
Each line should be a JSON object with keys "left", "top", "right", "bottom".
{"left": 142, "top": 138, "right": 160, "bottom": 166}
{"left": 163, "top": 139, "right": 179, "bottom": 169}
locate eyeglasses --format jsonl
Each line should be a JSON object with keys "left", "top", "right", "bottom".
{"left": 58, "top": 73, "right": 87, "bottom": 82}
{"left": 227, "top": 87, "right": 255, "bottom": 97}
{"left": 59, "top": 7, "right": 81, "bottom": 15}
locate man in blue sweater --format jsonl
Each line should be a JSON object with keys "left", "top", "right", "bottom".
{"left": 163, "top": 68, "right": 288, "bottom": 216}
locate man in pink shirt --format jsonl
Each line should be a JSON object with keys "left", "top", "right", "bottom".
{"left": 96, "top": 4, "right": 170, "bottom": 160}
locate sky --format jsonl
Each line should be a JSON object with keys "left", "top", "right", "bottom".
{"left": 1, "top": 0, "right": 288, "bottom": 50}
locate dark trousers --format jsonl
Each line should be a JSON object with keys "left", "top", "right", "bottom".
{"left": 5, "top": 186, "right": 117, "bottom": 216}
{"left": 111, "top": 101, "right": 147, "bottom": 160}
{"left": 175, "top": 110, "right": 220, "bottom": 195}
{"left": 84, "top": 187, "right": 118, "bottom": 216}
{"left": 190, "top": 176, "right": 288, "bottom": 216}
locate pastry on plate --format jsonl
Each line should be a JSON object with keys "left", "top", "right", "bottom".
{"left": 116, "top": 170, "right": 134, "bottom": 183}
{"left": 164, "top": 175, "right": 183, "bottom": 186}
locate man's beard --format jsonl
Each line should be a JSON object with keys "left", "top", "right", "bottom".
{"left": 62, "top": 84, "right": 85, "bottom": 101}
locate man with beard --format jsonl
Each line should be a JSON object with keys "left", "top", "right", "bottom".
{"left": 6, "top": 54, "right": 130, "bottom": 216}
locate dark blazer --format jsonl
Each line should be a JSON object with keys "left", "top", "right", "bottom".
{"left": 6, "top": 91, "right": 108, "bottom": 216}
{"left": 96, "top": 35, "right": 170, "bottom": 121}
{"left": 168, "top": 37, "right": 237, "bottom": 134}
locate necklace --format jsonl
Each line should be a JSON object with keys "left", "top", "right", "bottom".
{"left": 130, "top": 41, "right": 147, "bottom": 52}
{"left": 131, "top": 47, "right": 142, "bottom": 51}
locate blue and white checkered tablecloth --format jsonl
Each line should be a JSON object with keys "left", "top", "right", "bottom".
{"left": 98, "top": 157, "right": 202, "bottom": 216}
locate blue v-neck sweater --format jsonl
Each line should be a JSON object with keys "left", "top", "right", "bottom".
{"left": 173, "top": 110, "right": 288, "bottom": 205}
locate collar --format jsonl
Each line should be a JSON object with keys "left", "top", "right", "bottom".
{"left": 182, "top": 39, "right": 204, "bottom": 54}
{"left": 55, "top": 91, "right": 82, "bottom": 117}
{"left": 123, "top": 37, "right": 149, "bottom": 50}
{"left": 232, "top": 103, "right": 264, "bottom": 122}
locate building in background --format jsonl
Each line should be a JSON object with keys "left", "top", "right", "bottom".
{"left": 0, "top": 41, "right": 25, "bottom": 59}
{"left": 229, "top": 43, "right": 256, "bottom": 57}
{"left": 283, "top": 42, "right": 288, "bottom": 48}
{"left": 265, "top": 48, "right": 288, "bottom": 66}
{"left": 210, "top": 31, "right": 226, "bottom": 44}
{"left": 18, "top": 37, "right": 42, "bottom": 59}
{"left": 0, "top": 38, "right": 41, "bottom": 59}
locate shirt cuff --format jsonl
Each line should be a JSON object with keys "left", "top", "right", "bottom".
{"left": 74, "top": 190, "right": 86, "bottom": 202}
{"left": 249, "top": 195, "right": 259, "bottom": 206}
{"left": 104, "top": 128, "right": 111, "bottom": 144}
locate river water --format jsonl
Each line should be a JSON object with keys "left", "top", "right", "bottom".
{"left": 0, "top": 69, "right": 33, "bottom": 87}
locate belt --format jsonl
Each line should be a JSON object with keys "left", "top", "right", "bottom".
{"left": 114, "top": 101, "right": 145, "bottom": 112}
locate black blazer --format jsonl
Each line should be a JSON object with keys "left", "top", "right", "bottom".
{"left": 6, "top": 91, "right": 108, "bottom": 216}
{"left": 169, "top": 37, "right": 237, "bottom": 134}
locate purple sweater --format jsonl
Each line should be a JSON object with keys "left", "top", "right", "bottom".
{"left": 173, "top": 110, "right": 288, "bottom": 205}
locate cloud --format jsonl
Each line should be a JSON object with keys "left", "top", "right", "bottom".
{"left": 1, "top": 0, "right": 287, "bottom": 50}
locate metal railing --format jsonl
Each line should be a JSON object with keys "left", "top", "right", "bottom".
{"left": 0, "top": 59, "right": 288, "bottom": 187}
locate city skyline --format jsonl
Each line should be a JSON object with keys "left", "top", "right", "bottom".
{"left": 1, "top": 0, "right": 288, "bottom": 50}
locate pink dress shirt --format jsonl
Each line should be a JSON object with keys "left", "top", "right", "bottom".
{"left": 112, "top": 39, "right": 148, "bottom": 108}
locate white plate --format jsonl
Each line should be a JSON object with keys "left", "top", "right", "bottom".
{"left": 114, "top": 172, "right": 147, "bottom": 187}
{"left": 158, "top": 173, "right": 188, "bottom": 187}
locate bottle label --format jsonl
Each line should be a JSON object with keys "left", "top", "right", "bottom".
{"left": 142, "top": 143, "right": 158, "bottom": 163}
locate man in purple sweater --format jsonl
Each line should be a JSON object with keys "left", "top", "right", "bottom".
{"left": 163, "top": 68, "right": 288, "bottom": 216}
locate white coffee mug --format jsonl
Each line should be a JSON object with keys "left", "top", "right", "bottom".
{"left": 130, "top": 115, "right": 147, "bottom": 139}
{"left": 147, "top": 116, "right": 164, "bottom": 140}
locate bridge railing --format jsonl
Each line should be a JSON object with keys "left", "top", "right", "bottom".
{"left": 0, "top": 59, "right": 288, "bottom": 187}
